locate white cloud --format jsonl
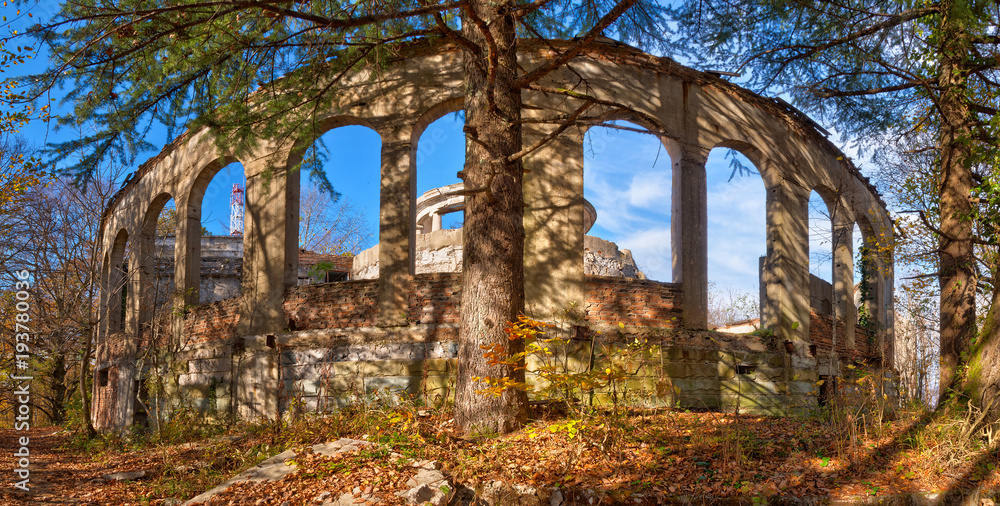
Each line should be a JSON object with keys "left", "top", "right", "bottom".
{"left": 617, "top": 227, "right": 672, "bottom": 281}
{"left": 628, "top": 172, "right": 672, "bottom": 209}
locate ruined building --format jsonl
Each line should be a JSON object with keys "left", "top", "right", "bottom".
{"left": 93, "top": 39, "right": 893, "bottom": 432}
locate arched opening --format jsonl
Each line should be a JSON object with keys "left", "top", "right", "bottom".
{"left": 107, "top": 229, "right": 130, "bottom": 333}
{"left": 187, "top": 159, "right": 246, "bottom": 304}
{"left": 141, "top": 194, "right": 176, "bottom": 315}
{"left": 200, "top": 163, "right": 246, "bottom": 235}
{"left": 416, "top": 112, "right": 466, "bottom": 233}
{"left": 296, "top": 124, "right": 380, "bottom": 283}
{"left": 582, "top": 120, "right": 671, "bottom": 281}
{"left": 808, "top": 190, "right": 835, "bottom": 317}
{"left": 854, "top": 220, "right": 879, "bottom": 341}
{"left": 706, "top": 146, "right": 765, "bottom": 331}
{"left": 409, "top": 112, "right": 466, "bottom": 274}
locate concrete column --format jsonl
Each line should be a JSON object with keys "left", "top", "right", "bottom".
{"left": 235, "top": 335, "right": 279, "bottom": 421}
{"left": 377, "top": 125, "right": 414, "bottom": 327}
{"left": 239, "top": 159, "right": 299, "bottom": 335}
{"left": 880, "top": 253, "right": 895, "bottom": 367}
{"left": 114, "top": 241, "right": 144, "bottom": 431}
{"left": 136, "top": 225, "right": 158, "bottom": 336}
{"left": 763, "top": 180, "right": 810, "bottom": 344}
{"left": 832, "top": 213, "right": 855, "bottom": 349}
{"left": 522, "top": 124, "right": 585, "bottom": 319}
{"left": 174, "top": 192, "right": 202, "bottom": 308}
{"left": 671, "top": 145, "right": 709, "bottom": 329}
{"left": 97, "top": 253, "right": 110, "bottom": 344}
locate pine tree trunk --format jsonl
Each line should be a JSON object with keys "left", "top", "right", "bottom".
{"left": 937, "top": 0, "right": 977, "bottom": 403}
{"left": 453, "top": 0, "right": 529, "bottom": 434}
{"left": 965, "top": 286, "right": 1000, "bottom": 417}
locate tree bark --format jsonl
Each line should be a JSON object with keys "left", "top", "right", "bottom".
{"left": 453, "top": 0, "right": 529, "bottom": 434}
{"left": 937, "top": 0, "right": 977, "bottom": 403}
{"left": 965, "top": 284, "right": 1000, "bottom": 418}
{"left": 49, "top": 353, "right": 68, "bottom": 425}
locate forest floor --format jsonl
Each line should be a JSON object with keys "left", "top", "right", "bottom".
{"left": 0, "top": 405, "right": 998, "bottom": 506}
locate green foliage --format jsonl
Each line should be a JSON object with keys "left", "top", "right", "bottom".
{"left": 856, "top": 246, "right": 878, "bottom": 335}
{"left": 475, "top": 315, "right": 673, "bottom": 439}
{"left": 21, "top": 0, "right": 676, "bottom": 182}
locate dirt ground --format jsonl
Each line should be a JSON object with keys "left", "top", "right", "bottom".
{"left": 1, "top": 409, "right": 998, "bottom": 506}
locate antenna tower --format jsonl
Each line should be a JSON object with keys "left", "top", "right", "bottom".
{"left": 230, "top": 183, "right": 245, "bottom": 235}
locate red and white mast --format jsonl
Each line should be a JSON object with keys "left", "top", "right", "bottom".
{"left": 230, "top": 183, "right": 245, "bottom": 235}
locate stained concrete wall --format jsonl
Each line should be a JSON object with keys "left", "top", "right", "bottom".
{"left": 94, "top": 39, "right": 893, "bottom": 432}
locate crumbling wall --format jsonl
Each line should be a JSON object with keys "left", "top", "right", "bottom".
{"left": 585, "top": 276, "right": 683, "bottom": 329}
{"left": 584, "top": 236, "right": 644, "bottom": 279}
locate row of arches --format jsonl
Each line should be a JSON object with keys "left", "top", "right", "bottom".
{"left": 100, "top": 118, "right": 891, "bottom": 336}
{"left": 96, "top": 42, "right": 894, "bottom": 379}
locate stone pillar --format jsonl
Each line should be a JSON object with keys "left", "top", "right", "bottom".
{"left": 763, "top": 181, "right": 810, "bottom": 345}
{"left": 240, "top": 158, "right": 299, "bottom": 335}
{"left": 432, "top": 213, "right": 443, "bottom": 232}
{"left": 93, "top": 252, "right": 112, "bottom": 432}
{"left": 377, "top": 125, "right": 414, "bottom": 327}
{"left": 235, "top": 335, "right": 279, "bottom": 421}
{"left": 97, "top": 253, "right": 111, "bottom": 344}
{"left": 136, "top": 224, "right": 158, "bottom": 337}
{"left": 880, "top": 253, "right": 895, "bottom": 367}
{"left": 671, "top": 145, "right": 708, "bottom": 329}
{"left": 114, "top": 241, "right": 144, "bottom": 431}
{"left": 174, "top": 192, "right": 202, "bottom": 308}
{"left": 522, "top": 124, "right": 585, "bottom": 319}
{"left": 832, "top": 213, "right": 855, "bottom": 349}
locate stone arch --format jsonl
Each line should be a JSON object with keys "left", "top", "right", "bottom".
{"left": 106, "top": 228, "right": 130, "bottom": 335}
{"left": 176, "top": 156, "right": 241, "bottom": 306}
{"left": 854, "top": 210, "right": 890, "bottom": 348}
{"left": 401, "top": 98, "right": 466, "bottom": 275}
{"left": 580, "top": 117, "right": 676, "bottom": 280}
{"left": 712, "top": 140, "right": 774, "bottom": 190}
{"left": 286, "top": 119, "right": 382, "bottom": 286}
{"left": 92, "top": 40, "right": 896, "bottom": 429}
{"left": 702, "top": 140, "right": 768, "bottom": 331}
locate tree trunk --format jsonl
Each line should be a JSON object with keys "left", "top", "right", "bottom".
{"left": 937, "top": 0, "right": 977, "bottom": 403}
{"left": 80, "top": 325, "right": 96, "bottom": 436}
{"left": 49, "top": 353, "right": 68, "bottom": 425}
{"left": 964, "top": 285, "right": 1000, "bottom": 417}
{"left": 453, "top": 0, "right": 529, "bottom": 434}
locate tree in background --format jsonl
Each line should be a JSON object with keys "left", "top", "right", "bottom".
{"left": 669, "top": 0, "right": 1000, "bottom": 410}
{"left": 299, "top": 185, "right": 373, "bottom": 256}
{"left": 21, "top": 0, "right": 674, "bottom": 433}
{"left": 706, "top": 282, "right": 759, "bottom": 329}
{"left": 895, "top": 273, "right": 941, "bottom": 405}
{"left": 0, "top": 41, "right": 48, "bottom": 224}
{"left": 0, "top": 174, "right": 122, "bottom": 429}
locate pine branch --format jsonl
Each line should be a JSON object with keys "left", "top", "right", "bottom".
{"left": 810, "top": 81, "right": 922, "bottom": 98}
{"left": 507, "top": 99, "right": 595, "bottom": 162}
{"left": 513, "top": 0, "right": 637, "bottom": 88}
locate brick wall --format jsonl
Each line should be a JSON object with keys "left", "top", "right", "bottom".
{"left": 179, "top": 273, "right": 688, "bottom": 341}
{"left": 584, "top": 276, "right": 684, "bottom": 328}
{"left": 285, "top": 280, "right": 379, "bottom": 330}
{"left": 92, "top": 365, "right": 118, "bottom": 430}
{"left": 809, "top": 311, "right": 877, "bottom": 360}
{"left": 408, "top": 272, "right": 462, "bottom": 324}
{"left": 181, "top": 298, "right": 241, "bottom": 345}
